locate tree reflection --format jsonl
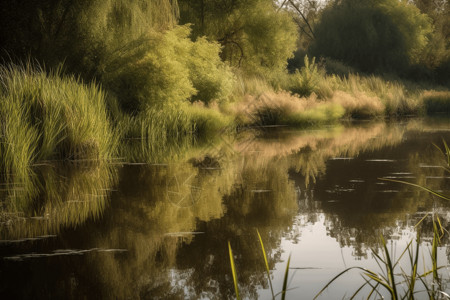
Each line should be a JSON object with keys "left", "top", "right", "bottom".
{"left": 1, "top": 119, "right": 450, "bottom": 299}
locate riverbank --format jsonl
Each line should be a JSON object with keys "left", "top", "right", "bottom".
{"left": 1, "top": 62, "right": 449, "bottom": 179}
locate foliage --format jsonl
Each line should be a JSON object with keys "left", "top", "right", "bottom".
{"left": 232, "top": 91, "right": 344, "bottom": 127}
{"left": 0, "top": 0, "right": 179, "bottom": 78}
{"left": 311, "top": 0, "right": 433, "bottom": 73}
{"left": 178, "top": 0, "right": 298, "bottom": 76}
{"left": 101, "top": 26, "right": 195, "bottom": 113}
{"left": 0, "top": 64, "right": 117, "bottom": 179}
{"left": 289, "top": 55, "right": 323, "bottom": 97}
{"left": 102, "top": 25, "right": 234, "bottom": 113}
{"left": 422, "top": 91, "right": 450, "bottom": 114}
{"left": 187, "top": 37, "right": 235, "bottom": 104}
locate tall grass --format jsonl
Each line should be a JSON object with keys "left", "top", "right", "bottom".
{"left": 118, "top": 102, "right": 234, "bottom": 162}
{"left": 0, "top": 64, "right": 118, "bottom": 179}
{"left": 231, "top": 91, "right": 344, "bottom": 127}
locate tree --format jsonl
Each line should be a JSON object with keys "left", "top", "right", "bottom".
{"left": 311, "top": 0, "right": 433, "bottom": 73}
{"left": 411, "top": 0, "right": 449, "bottom": 81}
{"left": 178, "top": 0, "right": 298, "bottom": 76}
{"left": 0, "top": 0, "right": 179, "bottom": 78}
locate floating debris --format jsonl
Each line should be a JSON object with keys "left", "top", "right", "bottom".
{"left": 250, "top": 189, "right": 272, "bottom": 193}
{"left": 366, "top": 159, "right": 396, "bottom": 162}
{"left": 419, "top": 164, "right": 443, "bottom": 168}
{"left": 164, "top": 232, "right": 205, "bottom": 237}
{"left": 329, "top": 157, "right": 354, "bottom": 160}
{"left": 0, "top": 235, "right": 57, "bottom": 244}
{"left": 3, "top": 248, "right": 128, "bottom": 261}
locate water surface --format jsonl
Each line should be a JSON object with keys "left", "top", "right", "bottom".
{"left": 1, "top": 119, "right": 450, "bottom": 299}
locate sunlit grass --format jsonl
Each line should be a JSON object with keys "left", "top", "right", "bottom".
{"left": 0, "top": 63, "right": 118, "bottom": 180}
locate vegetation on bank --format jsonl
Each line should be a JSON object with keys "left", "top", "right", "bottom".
{"left": 0, "top": 0, "right": 449, "bottom": 173}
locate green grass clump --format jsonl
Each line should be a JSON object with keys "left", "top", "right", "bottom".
{"left": 232, "top": 91, "right": 344, "bottom": 127}
{"left": 184, "top": 103, "right": 235, "bottom": 137}
{"left": 0, "top": 64, "right": 118, "bottom": 178}
{"left": 283, "top": 103, "right": 345, "bottom": 126}
{"left": 118, "top": 102, "right": 233, "bottom": 162}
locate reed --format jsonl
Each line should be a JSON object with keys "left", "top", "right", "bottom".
{"left": 0, "top": 63, "right": 118, "bottom": 180}
{"left": 228, "top": 230, "right": 294, "bottom": 300}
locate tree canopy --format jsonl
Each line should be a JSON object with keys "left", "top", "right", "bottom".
{"left": 178, "top": 0, "right": 298, "bottom": 76}
{"left": 311, "top": 0, "right": 433, "bottom": 73}
{"left": 0, "top": 0, "right": 179, "bottom": 77}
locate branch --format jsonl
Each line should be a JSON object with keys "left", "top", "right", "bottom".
{"left": 293, "top": 16, "right": 314, "bottom": 40}
{"left": 287, "top": 0, "right": 316, "bottom": 39}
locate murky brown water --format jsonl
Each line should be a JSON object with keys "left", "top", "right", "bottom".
{"left": 1, "top": 118, "right": 450, "bottom": 299}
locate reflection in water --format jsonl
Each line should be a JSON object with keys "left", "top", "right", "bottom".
{"left": 1, "top": 119, "right": 450, "bottom": 299}
{"left": 0, "top": 162, "right": 117, "bottom": 240}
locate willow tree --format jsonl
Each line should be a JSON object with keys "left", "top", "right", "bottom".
{"left": 0, "top": 0, "right": 179, "bottom": 77}
{"left": 178, "top": 0, "right": 298, "bottom": 76}
{"left": 311, "top": 0, "right": 433, "bottom": 73}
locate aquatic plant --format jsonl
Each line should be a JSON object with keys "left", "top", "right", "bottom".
{"left": 0, "top": 63, "right": 118, "bottom": 180}
{"left": 228, "top": 230, "right": 293, "bottom": 300}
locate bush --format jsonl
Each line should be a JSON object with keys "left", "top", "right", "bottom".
{"left": 101, "top": 26, "right": 196, "bottom": 114}
{"left": 188, "top": 38, "right": 235, "bottom": 104}
{"left": 102, "top": 25, "right": 235, "bottom": 113}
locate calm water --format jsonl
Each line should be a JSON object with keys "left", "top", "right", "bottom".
{"left": 1, "top": 119, "right": 450, "bottom": 299}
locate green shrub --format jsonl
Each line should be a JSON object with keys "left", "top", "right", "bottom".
{"left": 188, "top": 37, "right": 235, "bottom": 104}
{"left": 102, "top": 25, "right": 235, "bottom": 113}
{"left": 101, "top": 26, "right": 196, "bottom": 114}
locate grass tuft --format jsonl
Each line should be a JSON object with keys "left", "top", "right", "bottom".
{"left": 0, "top": 63, "right": 118, "bottom": 180}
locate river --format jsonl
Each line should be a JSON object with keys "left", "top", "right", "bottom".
{"left": 1, "top": 118, "right": 450, "bottom": 299}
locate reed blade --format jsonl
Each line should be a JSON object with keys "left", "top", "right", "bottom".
{"left": 228, "top": 241, "right": 240, "bottom": 300}
{"left": 257, "top": 229, "right": 275, "bottom": 299}
{"left": 281, "top": 254, "right": 291, "bottom": 300}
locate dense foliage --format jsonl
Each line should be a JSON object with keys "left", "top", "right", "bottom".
{"left": 0, "top": 0, "right": 179, "bottom": 78}
{"left": 178, "top": 0, "right": 298, "bottom": 76}
{"left": 311, "top": 0, "right": 433, "bottom": 74}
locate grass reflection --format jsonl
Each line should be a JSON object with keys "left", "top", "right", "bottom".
{"left": 0, "top": 162, "right": 117, "bottom": 239}
{"left": 1, "top": 119, "right": 450, "bottom": 299}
